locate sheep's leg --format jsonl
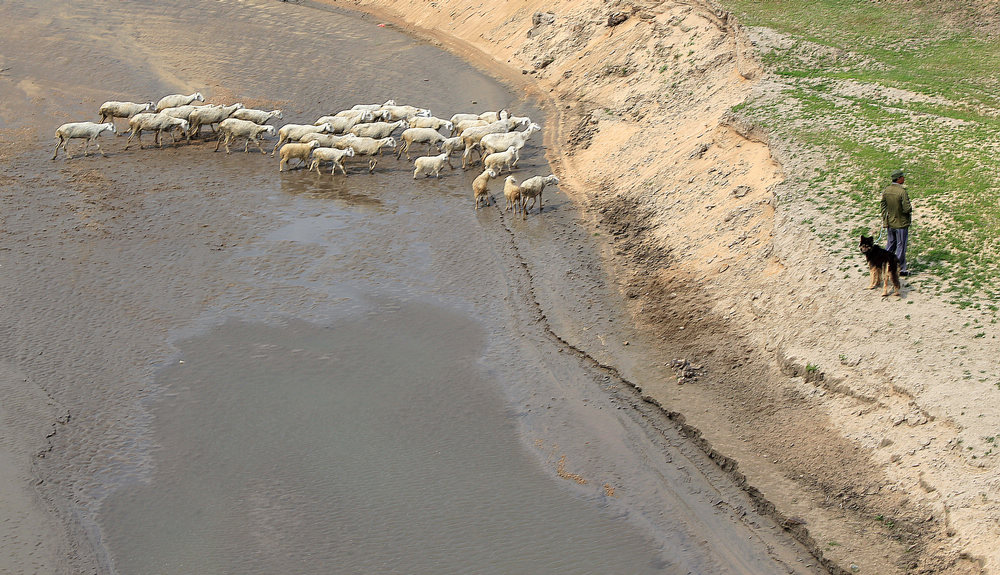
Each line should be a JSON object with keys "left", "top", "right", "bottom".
{"left": 93, "top": 138, "right": 106, "bottom": 157}
{"left": 271, "top": 137, "right": 285, "bottom": 156}
{"left": 52, "top": 137, "right": 63, "bottom": 160}
{"left": 334, "top": 160, "right": 347, "bottom": 176}
{"left": 368, "top": 158, "right": 377, "bottom": 173}
{"left": 279, "top": 157, "right": 288, "bottom": 172}
{"left": 251, "top": 136, "right": 267, "bottom": 155}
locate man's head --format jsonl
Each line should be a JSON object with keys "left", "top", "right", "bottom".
{"left": 891, "top": 168, "right": 905, "bottom": 183}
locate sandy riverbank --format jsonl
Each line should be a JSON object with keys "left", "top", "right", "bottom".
{"left": 322, "top": 0, "right": 1000, "bottom": 572}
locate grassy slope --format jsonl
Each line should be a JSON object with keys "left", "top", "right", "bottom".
{"left": 719, "top": 0, "right": 1000, "bottom": 312}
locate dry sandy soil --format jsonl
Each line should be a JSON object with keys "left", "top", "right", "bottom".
{"left": 323, "top": 0, "right": 1000, "bottom": 573}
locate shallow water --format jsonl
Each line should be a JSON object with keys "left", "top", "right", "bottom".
{"left": 102, "top": 313, "right": 675, "bottom": 575}
{"left": 0, "top": 0, "right": 824, "bottom": 573}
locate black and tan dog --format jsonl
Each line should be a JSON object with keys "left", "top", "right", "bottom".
{"left": 859, "top": 234, "right": 901, "bottom": 296}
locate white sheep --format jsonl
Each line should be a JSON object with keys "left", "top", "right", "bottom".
{"left": 351, "top": 99, "right": 395, "bottom": 111}
{"left": 454, "top": 118, "right": 489, "bottom": 135}
{"left": 483, "top": 146, "right": 519, "bottom": 175}
{"left": 440, "top": 136, "right": 465, "bottom": 158}
{"left": 299, "top": 132, "right": 359, "bottom": 149}
{"left": 308, "top": 146, "right": 355, "bottom": 175}
{"left": 413, "top": 152, "right": 453, "bottom": 179}
{"left": 52, "top": 121, "right": 116, "bottom": 159}
{"left": 332, "top": 109, "right": 386, "bottom": 121}
{"left": 397, "top": 127, "right": 446, "bottom": 160}
{"left": 349, "top": 120, "right": 407, "bottom": 139}
{"left": 123, "top": 113, "right": 189, "bottom": 149}
{"left": 231, "top": 108, "right": 283, "bottom": 125}
{"left": 187, "top": 103, "right": 244, "bottom": 140}
{"left": 450, "top": 112, "right": 481, "bottom": 127}
{"left": 518, "top": 174, "right": 559, "bottom": 215}
{"left": 157, "top": 104, "right": 206, "bottom": 122}
{"left": 215, "top": 118, "right": 276, "bottom": 154}
{"left": 459, "top": 118, "right": 522, "bottom": 168}
{"left": 380, "top": 104, "right": 431, "bottom": 121}
{"left": 479, "top": 122, "right": 542, "bottom": 159}
{"left": 314, "top": 110, "right": 374, "bottom": 133}
{"left": 503, "top": 176, "right": 522, "bottom": 215}
{"left": 477, "top": 109, "right": 510, "bottom": 123}
{"left": 408, "top": 116, "right": 453, "bottom": 132}
{"left": 272, "top": 123, "right": 334, "bottom": 155}
{"left": 473, "top": 168, "right": 497, "bottom": 210}
{"left": 449, "top": 109, "right": 508, "bottom": 128}
{"left": 346, "top": 137, "right": 396, "bottom": 173}
{"left": 98, "top": 100, "right": 153, "bottom": 131}
{"left": 155, "top": 92, "right": 205, "bottom": 112}
{"left": 278, "top": 140, "right": 320, "bottom": 172}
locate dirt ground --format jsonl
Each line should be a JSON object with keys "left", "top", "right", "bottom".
{"left": 324, "top": 0, "right": 1000, "bottom": 573}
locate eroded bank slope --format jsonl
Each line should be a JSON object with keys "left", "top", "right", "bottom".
{"left": 325, "top": 0, "right": 999, "bottom": 573}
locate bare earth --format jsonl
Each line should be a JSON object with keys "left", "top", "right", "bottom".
{"left": 324, "top": 0, "right": 1000, "bottom": 573}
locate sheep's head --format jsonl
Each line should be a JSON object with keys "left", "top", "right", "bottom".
{"left": 487, "top": 169, "right": 498, "bottom": 178}
{"left": 527, "top": 122, "right": 542, "bottom": 133}
{"left": 193, "top": 92, "right": 205, "bottom": 102}
{"left": 271, "top": 110, "right": 283, "bottom": 119}
{"left": 345, "top": 148, "right": 355, "bottom": 157}
{"left": 318, "top": 123, "right": 335, "bottom": 134}
{"left": 417, "top": 109, "right": 432, "bottom": 118}
{"left": 384, "top": 137, "right": 397, "bottom": 148}
{"left": 177, "top": 119, "right": 190, "bottom": 132}
{"left": 444, "top": 121, "right": 454, "bottom": 132}
{"left": 361, "top": 110, "right": 375, "bottom": 122}
{"left": 382, "top": 99, "right": 396, "bottom": 106}
{"left": 308, "top": 140, "right": 320, "bottom": 149}
{"left": 546, "top": 175, "right": 560, "bottom": 186}
{"left": 263, "top": 125, "right": 276, "bottom": 136}
{"left": 143, "top": 101, "right": 154, "bottom": 111}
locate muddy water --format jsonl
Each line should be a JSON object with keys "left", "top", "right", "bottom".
{"left": 0, "top": 0, "right": 825, "bottom": 573}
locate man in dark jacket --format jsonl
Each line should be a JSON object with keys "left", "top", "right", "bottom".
{"left": 881, "top": 169, "right": 912, "bottom": 276}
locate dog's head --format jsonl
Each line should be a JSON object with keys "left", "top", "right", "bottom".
{"left": 859, "top": 234, "right": 875, "bottom": 253}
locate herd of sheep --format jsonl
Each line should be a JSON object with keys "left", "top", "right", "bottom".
{"left": 52, "top": 93, "right": 560, "bottom": 216}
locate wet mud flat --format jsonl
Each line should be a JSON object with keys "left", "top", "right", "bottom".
{"left": 2, "top": 0, "right": 826, "bottom": 573}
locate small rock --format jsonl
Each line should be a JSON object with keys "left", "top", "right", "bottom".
{"left": 607, "top": 11, "right": 629, "bottom": 27}
{"left": 532, "top": 11, "right": 556, "bottom": 26}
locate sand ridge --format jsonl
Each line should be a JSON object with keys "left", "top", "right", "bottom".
{"left": 322, "top": 0, "right": 999, "bottom": 572}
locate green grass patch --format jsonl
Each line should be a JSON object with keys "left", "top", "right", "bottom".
{"left": 719, "top": 0, "right": 1000, "bottom": 311}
